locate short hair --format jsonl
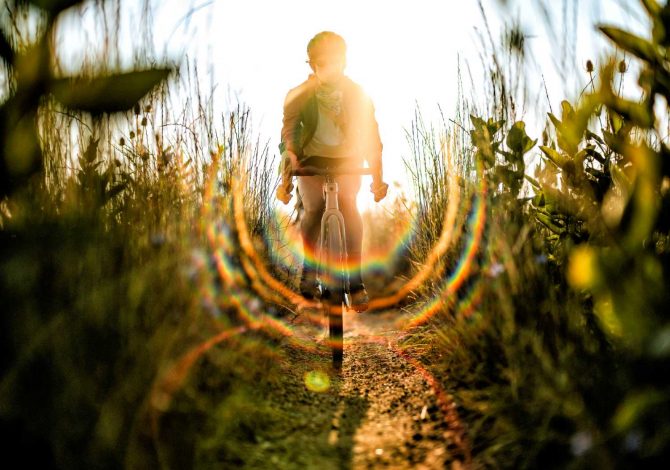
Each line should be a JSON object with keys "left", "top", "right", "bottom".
{"left": 307, "top": 31, "right": 347, "bottom": 61}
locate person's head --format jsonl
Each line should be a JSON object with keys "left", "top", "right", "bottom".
{"left": 307, "top": 31, "right": 346, "bottom": 85}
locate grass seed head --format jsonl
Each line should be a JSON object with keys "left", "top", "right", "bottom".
{"left": 618, "top": 60, "right": 627, "bottom": 74}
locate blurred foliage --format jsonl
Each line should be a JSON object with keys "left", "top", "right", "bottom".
{"left": 0, "top": 2, "right": 282, "bottom": 468}
{"left": 470, "top": 115, "right": 535, "bottom": 199}
{"left": 404, "top": 1, "right": 670, "bottom": 468}
{"left": 0, "top": 0, "right": 170, "bottom": 198}
{"left": 0, "top": 119, "right": 280, "bottom": 469}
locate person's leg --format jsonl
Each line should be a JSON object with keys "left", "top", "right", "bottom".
{"left": 337, "top": 175, "right": 363, "bottom": 287}
{"left": 337, "top": 175, "right": 368, "bottom": 311}
{"left": 338, "top": 195, "right": 363, "bottom": 286}
{"left": 297, "top": 175, "right": 325, "bottom": 296}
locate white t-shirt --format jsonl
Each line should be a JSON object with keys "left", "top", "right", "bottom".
{"left": 303, "top": 96, "right": 354, "bottom": 159}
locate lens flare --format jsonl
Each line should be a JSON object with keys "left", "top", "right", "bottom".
{"left": 217, "top": 154, "right": 490, "bottom": 345}
{"left": 148, "top": 325, "right": 247, "bottom": 437}
{"left": 405, "top": 184, "right": 487, "bottom": 329}
{"left": 304, "top": 370, "right": 331, "bottom": 392}
{"left": 165, "top": 151, "right": 492, "bottom": 458}
{"left": 197, "top": 146, "right": 492, "bottom": 366}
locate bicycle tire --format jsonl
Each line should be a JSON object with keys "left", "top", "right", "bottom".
{"left": 323, "top": 214, "right": 346, "bottom": 369}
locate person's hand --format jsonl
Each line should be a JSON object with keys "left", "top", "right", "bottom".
{"left": 276, "top": 182, "right": 293, "bottom": 204}
{"left": 276, "top": 150, "right": 299, "bottom": 204}
{"left": 370, "top": 180, "right": 389, "bottom": 202}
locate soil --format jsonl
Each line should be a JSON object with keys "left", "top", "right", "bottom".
{"left": 242, "top": 308, "right": 472, "bottom": 469}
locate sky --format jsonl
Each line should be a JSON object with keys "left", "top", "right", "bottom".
{"left": 53, "top": 0, "right": 650, "bottom": 207}
{"left": 156, "top": 0, "right": 645, "bottom": 185}
{"left": 153, "top": 0, "right": 484, "bottom": 196}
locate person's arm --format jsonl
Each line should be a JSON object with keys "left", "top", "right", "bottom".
{"left": 276, "top": 89, "right": 302, "bottom": 204}
{"left": 361, "top": 95, "right": 388, "bottom": 202}
{"left": 281, "top": 86, "right": 304, "bottom": 164}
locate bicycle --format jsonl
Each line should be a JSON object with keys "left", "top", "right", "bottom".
{"left": 292, "top": 164, "right": 373, "bottom": 370}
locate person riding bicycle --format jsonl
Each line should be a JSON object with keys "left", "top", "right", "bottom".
{"left": 276, "top": 31, "right": 388, "bottom": 312}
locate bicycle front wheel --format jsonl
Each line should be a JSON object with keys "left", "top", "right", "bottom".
{"left": 323, "top": 215, "right": 346, "bottom": 369}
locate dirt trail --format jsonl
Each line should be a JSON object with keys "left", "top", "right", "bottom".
{"left": 246, "top": 308, "right": 471, "bottom": 469}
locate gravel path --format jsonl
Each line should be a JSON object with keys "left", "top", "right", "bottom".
{"left": 243, "top": 308, "right": 471, "bottom": 469}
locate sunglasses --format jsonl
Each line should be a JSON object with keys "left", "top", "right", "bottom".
{"left": 307, "top": 57, "right": 343, "bottom": 68}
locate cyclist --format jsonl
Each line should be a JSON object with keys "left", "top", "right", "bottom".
{"left": 276, "top": 31, "right": 388, "bottom": 312}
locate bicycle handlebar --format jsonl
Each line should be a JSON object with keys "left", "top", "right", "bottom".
{"left": 291, "top": 165, "right": 374, "bottom": 177}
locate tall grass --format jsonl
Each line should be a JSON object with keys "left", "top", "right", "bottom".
{"left": 0, "top": 1, "right": 283, "bottom": 468}
{"left": 402, "top": 1, "right": 670, "bottom": 468}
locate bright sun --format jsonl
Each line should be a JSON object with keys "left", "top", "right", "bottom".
{"left": 189, "top": 0, "right": 483, "bottom": 209}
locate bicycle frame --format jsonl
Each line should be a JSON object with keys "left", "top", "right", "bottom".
{"left": 291, "top": 164, "right": 373, "bottom": 369}
{"left": 318, "top": 176, "right": 350, "bottom": 307}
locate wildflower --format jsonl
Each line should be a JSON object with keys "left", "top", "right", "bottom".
{"left": 119, "top": 137, "right": 125, "bottom": 146}
{"left": 141, "top": 117, "right": 148, "bottom": 127}
{"left": 129, "top": 131, "right": 135, "bottom": 139}
{"left": 586, "top": 60, "right": 594, "bottom": 73}
{"left": 144, "top": 104, "right": 152, "bottom": 113}
{"left": 133, "top": 103, "right": 141, "bottom": 115}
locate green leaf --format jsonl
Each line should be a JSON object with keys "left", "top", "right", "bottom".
{"left": 487, "top": 119, "right": 505, "bottom": 135}
{"left": 51, "top": 68, "right": 171, "bottom": 115}
{"left": 612, "top": 390, "right": 665, "bottom": 432}
{"left": 574, "top": 148, "right": 588, "bottom": 167}
{"left": 105, "top": 183, "right": 127, "bottom": 202}
{"left": 470, "top": 115, "right": 486, "bottom": 130}
{"left": 610, "top": 98, "right": 653, "bottom": 129}
{"left": 610, "top": 163, "right": 632, "bottom": 197}
{"left": 652, "top": 67, "right": 670, "bottom": 101}
{"left": 24, "top": 0, "right": 84, "bottom": 16}
{"left": 599, "top": 26, "right": 657, "bottom": 63}
{"left": 83, "top": 137, "right": 99, "bottom": 163}
{"left": 608, "top": 109, "right": 624, "bottom": 134}
{"left": 584, "top": 147, "right": 606, "bottom": 164}
{"left": 624, "top": 146, "right": 661, "bottom": 249}
{"left": 547, "top": 112, "right": 563, "bottom": 132}
{"left": 0, "top": 27, "right": 15, "bottom": 67}
{"left": 641, "top": 0, "right": 661, "bottom": 16}
{"left": 507, "top": 121, "right": 537, "bottom": 155}
{"left": 602, "top": 130, "right": 620, "bottom": 152}
{"left": 560, "top": 100, "right": 575, "bottom": 122}
{"left": 535, "top": 212, "right": 565, "bottom": 234}
{"left": 660, "top": 5, "right": 670, "bottom": 46}
{"left": 524, "top": 174, "right": 541, "bottom": 190}
{"left": 2, "top": 109, "right": 42, "bottom": 181}
{"left": 585, "top": 130, "right": 604, "bottom": 145}
{"left": 540, "top": 145, "right": 569, "bottom": 169}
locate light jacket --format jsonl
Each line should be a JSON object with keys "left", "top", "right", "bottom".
{"left": 280, "top": 75, "right": 383, "bottom": 174}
